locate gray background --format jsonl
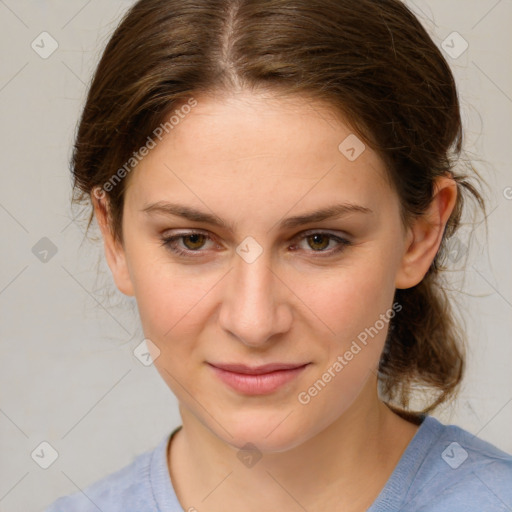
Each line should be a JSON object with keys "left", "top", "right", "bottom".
{"left": 0, "top": 1, "right": 511, "bottom": 511}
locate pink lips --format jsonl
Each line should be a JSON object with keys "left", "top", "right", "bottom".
{"left": 208, "top": 362, "right": 310, "bottom": 395}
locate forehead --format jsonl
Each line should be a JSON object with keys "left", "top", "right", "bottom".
{"left": 166, "top": 90, "right": 361, "bottom": 166}
{"left": 125, "top": 90, "right": 395, "bottom": 220}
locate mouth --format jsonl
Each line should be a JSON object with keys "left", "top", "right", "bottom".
{"left": 207, "top": 362, "right": 310, "bottom": 395}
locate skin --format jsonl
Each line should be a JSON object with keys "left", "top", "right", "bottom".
{"left": 93, "top": 89, "right": 457, "bottom": 511}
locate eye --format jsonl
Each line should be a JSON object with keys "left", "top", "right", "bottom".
{"left": 160, "top": 231, "right": 215, "bottom": 257}
{"left": 290, "top": 231, "right": 352, "bottom": 256}
{"left": 160, "top": 230, "right": 352, "bottom": 258}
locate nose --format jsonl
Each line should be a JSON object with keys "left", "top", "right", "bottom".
{"left": 218, "top": 248, "right": 293, "bottom": 348}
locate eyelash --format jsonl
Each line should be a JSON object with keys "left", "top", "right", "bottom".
{"left": 160, "top": 230, "right": 352, "bottom": 258}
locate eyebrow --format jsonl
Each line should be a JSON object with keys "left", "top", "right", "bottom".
{"left": 141, "top": 201, "right": 373, "bottom": 231}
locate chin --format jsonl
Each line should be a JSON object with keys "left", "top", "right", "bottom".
{"left": 208, "top": 410, "right": 317, "bottom": 454}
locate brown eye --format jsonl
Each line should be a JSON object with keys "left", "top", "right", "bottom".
{"left": 182, "top": 234, "right": 207, "bottom": 250}
{"left": 306, "top": 234, "right": 331, "bottom": 251}
{"left": 160, "top": 231, "right": 215, "bottom": 257}
{"left": 290, "top": 231, "right": 352, "bottom": 256}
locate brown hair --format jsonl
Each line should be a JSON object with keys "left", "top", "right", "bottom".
{"left": 72, "top": 0, "right": 487, "bottom": 414}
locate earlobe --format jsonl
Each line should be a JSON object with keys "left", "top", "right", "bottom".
{"left": 91, "top": 189, "right": 135, "bottom": 297}
{"left": 395, "top": 175, "right": 458, "bottom": 290}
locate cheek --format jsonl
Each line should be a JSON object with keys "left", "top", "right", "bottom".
{"left": 133, "top": 268, "right": 208, "bottom": 341}
{"left": 293, "top": 266, "right": 396, "bottom": 416}
{"left": 125, "top": 237, "right": 212, "bottom": 332}
{"left": 296, "top": 257, "right": 396, "bottom": 340}
{"left": 132, "top": 266, "right": 208, "bottom": 391}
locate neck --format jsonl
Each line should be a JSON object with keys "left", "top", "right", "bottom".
{"left": 168, "top": 378, "right": 420, "bottom": 511}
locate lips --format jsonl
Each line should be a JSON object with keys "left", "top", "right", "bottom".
{"left": 207, "top": 362, "right": 310, "bottom": 395}
{"left": 208, "top": 362, "right": 308, "bottom": 375}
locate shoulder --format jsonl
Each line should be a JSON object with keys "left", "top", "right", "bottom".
{"left": 405, "top": 416, "right": 512, "bottom": 511}
{"left": 41, "top": 434, "right": 169, "bottom": 512}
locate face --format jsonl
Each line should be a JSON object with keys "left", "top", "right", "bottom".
{"left": 101, "top": 90, "right": 430, "bottom": 452}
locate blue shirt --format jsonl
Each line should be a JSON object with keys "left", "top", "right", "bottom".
{"left": 42, "top": 415, "right": 512, "bottom": 511}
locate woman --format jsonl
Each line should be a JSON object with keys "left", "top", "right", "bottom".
{"left": 43, "top": 0, "right": 512, "bottom": 510}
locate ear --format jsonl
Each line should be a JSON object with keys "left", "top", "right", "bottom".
{"left": 395, "top": 175, "right": 458, "bottom": 290}
{"left": 91, "top": 188, "right": 135, "bottom": 296}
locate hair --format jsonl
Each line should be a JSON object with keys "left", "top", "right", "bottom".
{"left": 71, "top": 0, "right": 488, "bottom": 415}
